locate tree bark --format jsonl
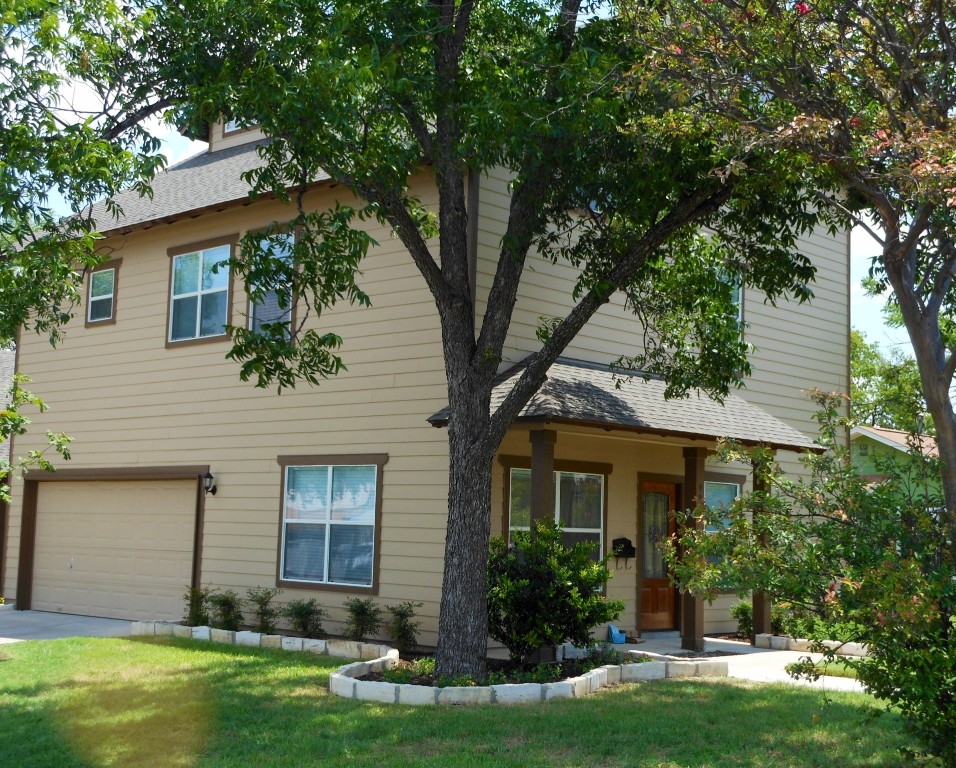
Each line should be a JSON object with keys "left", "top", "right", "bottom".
{"left": 434, "top": 374, "right": 497, "bottom": 680}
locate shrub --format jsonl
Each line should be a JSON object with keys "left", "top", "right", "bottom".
{"left": 487, "top": 520, "right": 624, "bottom": 664}
{"left": 343, "top": 597, "right": 382, "bottom": 641}
{"left": 386, "top": 601, "right": 423, "bottom": 655}
{"left": 208, "top": 590, "right": 243, "bottom": 631}
{"left": 281, "top": 598, "right": 327, "bottom": 638}
{"left": 730, "top": 601, "right": 753, "bottom": 638}
{"left": 246, "top": 587, "right": 281, "bottom": 634}
{"left": 183, "top": 586, "right": 212, "bottom": 627}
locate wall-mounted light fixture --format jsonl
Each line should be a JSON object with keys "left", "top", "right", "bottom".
{"left": 203, "top": 471, "right": 217, "bottom": 496}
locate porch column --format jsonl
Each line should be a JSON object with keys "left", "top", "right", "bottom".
{"left": 529, "top": 430, "right": 556, "bottom": 528}
{"left": 751, "top": 458, "right": 773, "bottom": 642}
{"left": 681, "top": 446, "right": 707, "bottom": 652}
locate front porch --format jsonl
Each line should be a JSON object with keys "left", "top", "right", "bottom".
{"left": 475, "top": 358, "right": 817, "bottom": 651}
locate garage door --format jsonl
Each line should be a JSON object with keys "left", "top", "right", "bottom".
{"left": 32, "top": 479, "right": 197, "bottom": 621}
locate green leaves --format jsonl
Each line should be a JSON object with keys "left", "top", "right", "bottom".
{"left": 487, "top": 521, "right": 624, "bottom": 664}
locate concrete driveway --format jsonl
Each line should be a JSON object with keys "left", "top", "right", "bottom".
{"left": 0, "top": 608, "right": 130, "bottom": 644}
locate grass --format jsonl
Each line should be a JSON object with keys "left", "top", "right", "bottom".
{"left": 0, "top": 636, "right": 916, "bottom": 768}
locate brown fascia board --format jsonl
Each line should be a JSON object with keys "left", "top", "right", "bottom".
{"left": 98, "top": 178, "right": 340, "bottom": 238}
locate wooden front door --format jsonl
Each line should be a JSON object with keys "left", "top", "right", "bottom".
{"left": 640, "top": 482, "right": 677, "bottom": 631}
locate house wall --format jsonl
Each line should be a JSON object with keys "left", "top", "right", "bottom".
{"left": 3, "top": 175, "right": 454, "bottom": 643}
{"left": 475, "top": 166, "right": 850, "bottom": 477}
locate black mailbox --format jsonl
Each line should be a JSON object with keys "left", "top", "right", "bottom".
{"left": 611, "top": 537, "right": 636, "bottom": 561}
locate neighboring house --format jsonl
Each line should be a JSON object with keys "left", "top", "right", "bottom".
{"left": 0, "top": 123, "right": 850, "bottom": 646}
{"left": 851, "top": 425, "right": 942, "bottom": 500}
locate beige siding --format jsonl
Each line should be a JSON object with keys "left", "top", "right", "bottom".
{"left": 476, "top": 166, "right": 850, "bottom": 465}
{"left": 4, "top": 177, "right": 452, "bottom": 644}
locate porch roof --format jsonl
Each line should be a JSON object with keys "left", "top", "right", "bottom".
{"left": 428, "top": 358, "right": 818, "bottom": 453}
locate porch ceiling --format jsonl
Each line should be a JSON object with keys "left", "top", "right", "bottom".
{"left": 428, "top": 357, "right": 818, "bottom": 453}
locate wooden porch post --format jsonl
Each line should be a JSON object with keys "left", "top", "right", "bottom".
{"left": 529, "top": 430, "right": 556, "bottom": 527}
{"left": 681, "top": 447, "right": 707, "bottom": 652}
{"left": 751, "top": 459, "right": 773, "bottom": 642}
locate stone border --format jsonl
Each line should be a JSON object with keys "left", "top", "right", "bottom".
{"left": 130, "top": 620, "right": 397, "bottom": 664}
{"left": 754, "top": 633, "right": 868, "bottom": 657}
{"left": 130, "top": 621, "right": 728, "bottom": 706}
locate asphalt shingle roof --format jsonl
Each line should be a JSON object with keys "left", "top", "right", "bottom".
{"left": 429, "top": 358, "right": 817, "bottom": 452}
{"left": 93, "top": 140, "right": 329, "bottom": 235}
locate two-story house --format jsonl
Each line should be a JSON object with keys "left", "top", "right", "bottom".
{"left": 0, "top": 123, "right": 849, "bottom": 647}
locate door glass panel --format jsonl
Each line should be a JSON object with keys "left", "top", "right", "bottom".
{"left": 642, "top": 491, "right": 669, "bottom": 578}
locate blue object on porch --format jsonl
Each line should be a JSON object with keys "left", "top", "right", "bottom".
{"left": 608, "top": 625, "right": 625, "bottom": 644}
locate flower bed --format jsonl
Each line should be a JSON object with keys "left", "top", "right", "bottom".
{"left": 129, "top": 621, "right": 729, "bottom": 706}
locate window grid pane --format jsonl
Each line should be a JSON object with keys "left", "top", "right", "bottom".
{"left": 281, "top": 464, "right": 378, "bottom": 587}
{"left": 170, "top": 247, "right": 230, "bottom": 341}
{"left": 508, "top": 468, "right": 603, "bottom": 557}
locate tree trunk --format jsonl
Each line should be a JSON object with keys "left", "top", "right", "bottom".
{"left": 434, "top": 409, "right": 496, "bottom": 680}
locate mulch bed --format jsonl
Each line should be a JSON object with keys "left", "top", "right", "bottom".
{"left": 664, "top": 650, "right": 741, "bottom": 659}
{"left": 362, "top": 656, "right": 633, "bottom": 687}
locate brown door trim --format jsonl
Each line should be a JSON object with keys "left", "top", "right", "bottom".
{"left": 15, "top": 465, "right": 208, "bottom": 611}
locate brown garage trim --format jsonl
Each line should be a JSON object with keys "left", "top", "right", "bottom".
{"left": 15, "top": 465, "right": 209, "bottom": 611}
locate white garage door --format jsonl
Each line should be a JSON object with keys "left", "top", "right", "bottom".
{"left": 32, "top": 479, "right": 197, "bottom": 621}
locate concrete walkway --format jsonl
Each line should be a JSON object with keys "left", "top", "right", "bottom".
{"left": 625, "top": 631, "right": 865, "bottom": 692}
{"left": 0, "top": 608, "right": 130, "bottom": 644}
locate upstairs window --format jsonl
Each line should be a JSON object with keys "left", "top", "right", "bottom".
{"left": 86, "top": 259, "right": 120, "bottom": 325}
{"left": 168, "top": 239, "right": 234, "bottom": 343}
{"left": 250, "top": 231, "right": 294, "bottom": 336}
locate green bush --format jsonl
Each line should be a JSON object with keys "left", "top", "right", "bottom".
{"left": 245, "top": 587, "right": 281, "bottom": 634}
{"left": 183, "top": 586, "right": 212, "bottom": 627}
{"left": 208, "top": 590, "right": 243, "bottom": 631}
{"left": 343, "top": 597, "right": 382, "bottom": 641}
{"left": 730, "top": 601, "right": 753, "bottom": 637}
{"left": 281, "top": 598, "right": 327, "bottom": 638}
{"left": 487, "top": 520, "right": 624, "bottom": 664}
{"left": 386, "top": 601, "right": 423, "bottom": 655}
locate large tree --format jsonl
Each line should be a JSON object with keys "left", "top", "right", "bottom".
{"left": 636, "top": 0, "right": 956, "bottom": 566}
{"left": 158, "top": 0, "right": 833, "bottom": 677}
{"left": 1, "top": 0, "right": 170, "bottom": 489}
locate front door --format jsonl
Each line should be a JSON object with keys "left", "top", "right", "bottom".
{"left": 640, "top": 482, "right": 677, "bottom": 631}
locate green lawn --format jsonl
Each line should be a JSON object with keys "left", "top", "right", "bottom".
{"left": 0, "top": 637, "right": 913, "bottom": 768}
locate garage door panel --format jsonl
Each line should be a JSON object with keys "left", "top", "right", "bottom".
{"left": 32, "top": 479, "right": 197, "bottom": 621}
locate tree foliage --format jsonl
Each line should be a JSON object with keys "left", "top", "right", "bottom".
{"left": 1, "top": 1, "right": 171, "bottom": 491}
{"left": 664, "top": 392, "right": 954, "bottom": 763}
{"left": 635, "top": 0, "right": 956, "bottom": 567}
{"left": 850, "top": 329, "right": 929, "bottom": 433}
{"left": 155, "top": 0, "right": 836, "bottom": 677}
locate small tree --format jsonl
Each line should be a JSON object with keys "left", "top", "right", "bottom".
{"left": 487, "top": 521, "right": 624, "bottom": 665}
{"left": 665, "top": 392, "right": 955, "bottom": 763}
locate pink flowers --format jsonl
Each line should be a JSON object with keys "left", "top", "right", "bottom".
{"left": 794, "top": 2, "right": 810, "bottom": 14}
{"left": 849, "top": 117, "right": 861, "bottom": 128}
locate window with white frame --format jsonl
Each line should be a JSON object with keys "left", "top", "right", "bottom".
{"left": 508, "top": 467, "right": 604, "bottom": 559}
{"left": 87, "top": 263, "right": 118, "bottom": 323}
{"left": 169, "top": 244, "right": 231, "bottom": 342}
{"left": 280, "top": 462, "right": 379, "bottom": 587}
{"left": 250, "top": 232, "right": 293, "bottom": 335}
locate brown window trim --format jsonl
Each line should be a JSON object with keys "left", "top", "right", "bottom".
{"left": 85, "top": 258, "right": 122, "bottom": 327}
{"left": 165, "top": 235, "right": 239, "bottom": 348}
{"left": 499, "top": 454, "right": 611, "bottom": 556}
{"left": 275, "top": 453, "right": 388, "bottom": 595}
